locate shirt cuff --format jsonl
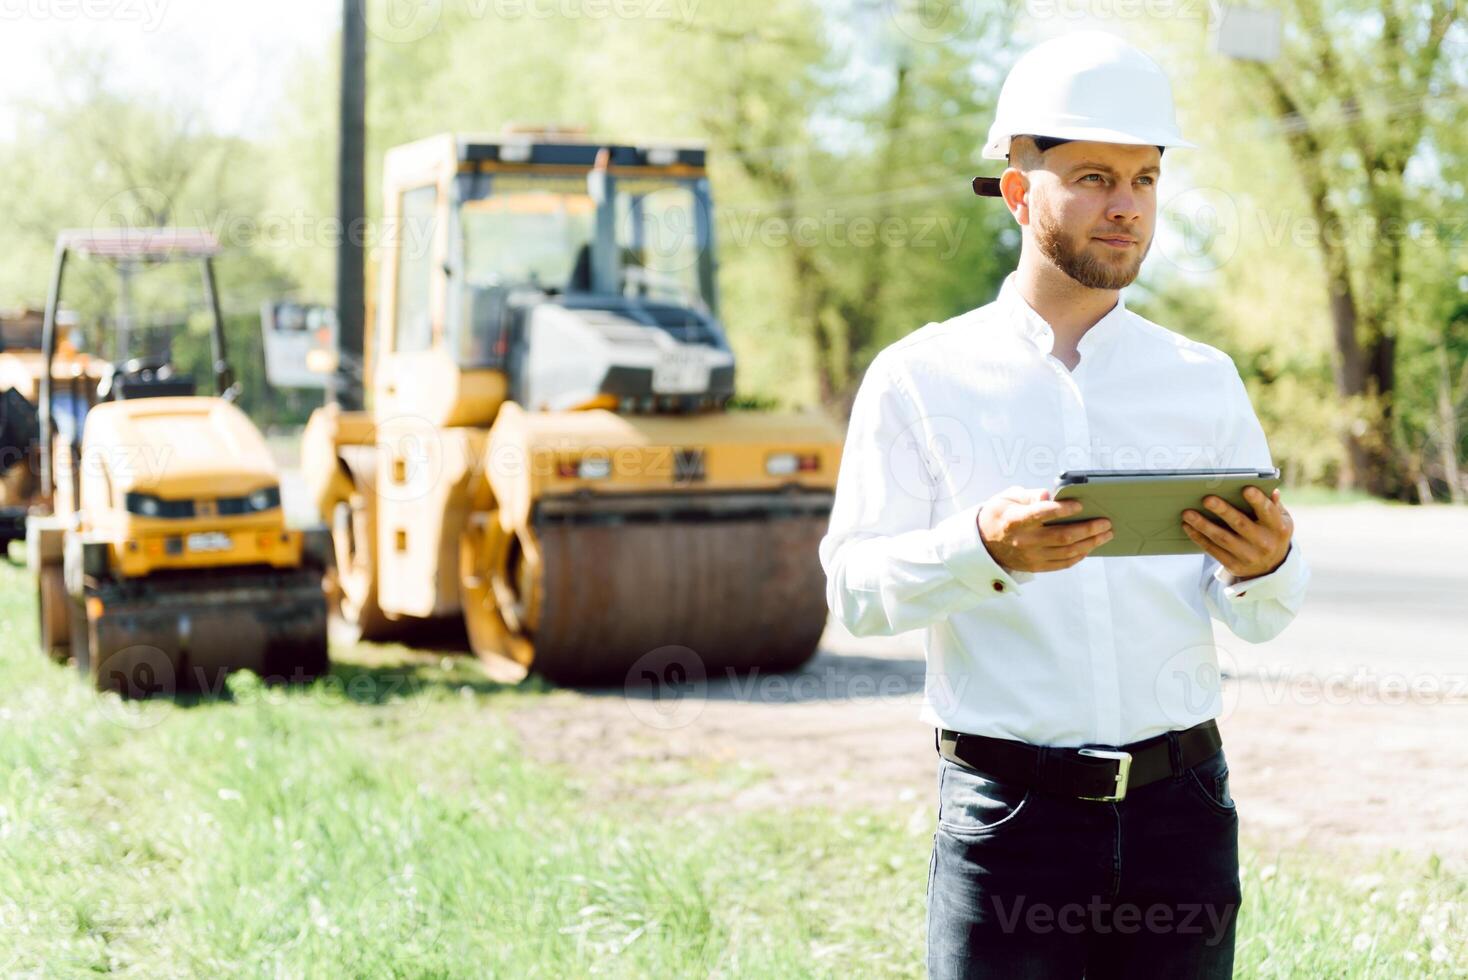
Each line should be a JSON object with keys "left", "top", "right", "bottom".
{"left": 933, "top": 503, "right": 1032, "bottom": 597}
{"left": 1214, "top": 540, "right": 1305, "bottom": 601}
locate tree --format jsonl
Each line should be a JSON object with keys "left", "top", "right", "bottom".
{"left": 0, "top": 46, "right": 317, "bottom": 426}
{"left": 1236, "top": 0, "right": 1466, "bottom": 497}
{"left": 587, "top": 2, "right": 1020, "bottom": 410}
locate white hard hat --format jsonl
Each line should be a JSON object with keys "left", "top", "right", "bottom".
{"left": 981, "top": 31, "right": 1195, "bottom": 161}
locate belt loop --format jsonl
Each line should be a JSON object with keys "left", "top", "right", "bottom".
{"left": 1166, "top": 731, "right": 1183, "bottom": 777}
{"left": 1035, "top": 745, "right": 1047, "bottom": 785}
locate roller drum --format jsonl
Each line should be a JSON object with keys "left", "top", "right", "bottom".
{"left": 78, "top": 567, "right": 329, "bottom": 696}
{"left": 526, "top": 503, "right": 830, "bottom": 686}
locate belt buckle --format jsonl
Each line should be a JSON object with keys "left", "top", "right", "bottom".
{"left": 1076, "top": 748, "right": 1132, "bottom": 802}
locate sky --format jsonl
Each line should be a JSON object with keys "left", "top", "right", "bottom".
{"left": 0, "top": 0, "right": 338, "bottom": 139}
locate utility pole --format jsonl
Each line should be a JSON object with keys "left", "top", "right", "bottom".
{"left": 334, "top": 0, "right": 367, "bottom": 409}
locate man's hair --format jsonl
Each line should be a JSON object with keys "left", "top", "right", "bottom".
{"left": 1006, "top": 134, "right": 1165, "bottom": 167}
{"left": 1006, "top": 135, "right": 1060, "bottom": 170}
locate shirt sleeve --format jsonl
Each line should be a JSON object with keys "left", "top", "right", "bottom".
{"left": 1199, "top": 365, "right": 1311, "bottom": 643}
{"left": 819, "top": 352, "right": 1031, "bottom": 638}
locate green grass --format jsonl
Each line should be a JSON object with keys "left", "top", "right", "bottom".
{"left": 0, "top": 556, "right": 1463, "bottom": 977}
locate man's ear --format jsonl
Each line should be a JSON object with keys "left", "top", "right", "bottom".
{"left": 1000, "top": 168, "right": 1030, "bottom": 225}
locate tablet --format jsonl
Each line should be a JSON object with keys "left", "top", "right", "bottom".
{"left": 1042, "top": 468, "right": 1281, "bottom": 557}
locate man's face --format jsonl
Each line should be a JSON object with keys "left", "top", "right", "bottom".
{"left": 1022, "top": 140, "right": 1160, "bottom": 290}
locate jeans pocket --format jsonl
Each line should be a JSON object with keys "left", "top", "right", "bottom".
{"left": 936, "top": 758, "right": 1032, "bottom": 837}
{"left": 1185, "top": 748, "right": 1237, "bottom": 815}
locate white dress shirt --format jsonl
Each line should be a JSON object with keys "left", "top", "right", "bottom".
{"left": 819, "top": 272, "right": 1311, "bottom": 748}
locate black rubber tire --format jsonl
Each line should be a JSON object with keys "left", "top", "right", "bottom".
{"left": 37, "top": 565, "right": 70, "bottom": 664}
{"left": 263, "top": 634, "right": 331, "bottom": 686}
{"left": 68, "top": 592, "right": 90, "bottom": 677}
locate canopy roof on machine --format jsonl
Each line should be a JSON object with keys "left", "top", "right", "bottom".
{"left": 456, "top": 135, "right": 707, "bottom": 170}
{"left": 56, "top": 229, "right": 221, "bottom": 262}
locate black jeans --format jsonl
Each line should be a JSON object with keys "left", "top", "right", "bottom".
{"left": 926, "top": 737, "right": 1241, "bottom": 979}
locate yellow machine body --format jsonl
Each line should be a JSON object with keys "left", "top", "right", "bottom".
{"left": 76, "top": 397, "right": 305, "bottom": 577}
{"left": 26, "top": 232, "right": 328, "bottom": 694}
{"left": 303, "top": 133, "right": 842, "bottom": 684}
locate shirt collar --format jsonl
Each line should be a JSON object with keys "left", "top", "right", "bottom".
{"left": 994, "top": 272, "right": 1130, "bottom": 359}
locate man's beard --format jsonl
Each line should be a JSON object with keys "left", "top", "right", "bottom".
{"left": 1034, "top": 208, "right": 1147, "bottom": 290}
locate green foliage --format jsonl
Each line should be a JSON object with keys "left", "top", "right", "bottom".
{"left": 1136, "top": 2, "right": 1468, "bottom": 498}
{"left": 183, "top": 0, "right": 1024, "bottom": 410}
{"left": 0, "top": 49, "right": 323, "bottom": 426}
{"left": 0, "top": 3, "right": 1465, "bottom": 490}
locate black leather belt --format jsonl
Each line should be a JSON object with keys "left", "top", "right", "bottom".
{"left": 936, "top": 719, "right": 1223, "bottom": 803}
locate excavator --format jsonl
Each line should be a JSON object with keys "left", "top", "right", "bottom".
{"left": 302, "top": 132, "right": 842, "bottom": 685}
{"left": 26, "top": 229, "right": 329, "bottom": 695}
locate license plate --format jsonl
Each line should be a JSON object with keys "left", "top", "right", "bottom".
{"left": 186, "top": 531, "right": 233, "bottom": 553}
{"left": 651, "top": 349, "right": 710, "bottom": 394}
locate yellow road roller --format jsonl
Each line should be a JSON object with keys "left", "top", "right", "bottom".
{"left": 302, "top": 132, "right": 842, "bottom": 685}
{"left": 27, "top": 229, "right": 329, "bottom": 695}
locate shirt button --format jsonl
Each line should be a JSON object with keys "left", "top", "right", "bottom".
{"left": 992, "top": 580, "right": 1005, "bottom": 592}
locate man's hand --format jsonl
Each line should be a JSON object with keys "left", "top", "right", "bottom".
{"left": 1181, "top": 485, "right": 1294, "bottom": 581}
{"left": 978, "top": 486, "right": 1113, "bottom": 573}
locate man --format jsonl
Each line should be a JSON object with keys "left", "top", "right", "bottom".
{"left": 819, "top": 31, "right": 1311, "bottom": 979}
